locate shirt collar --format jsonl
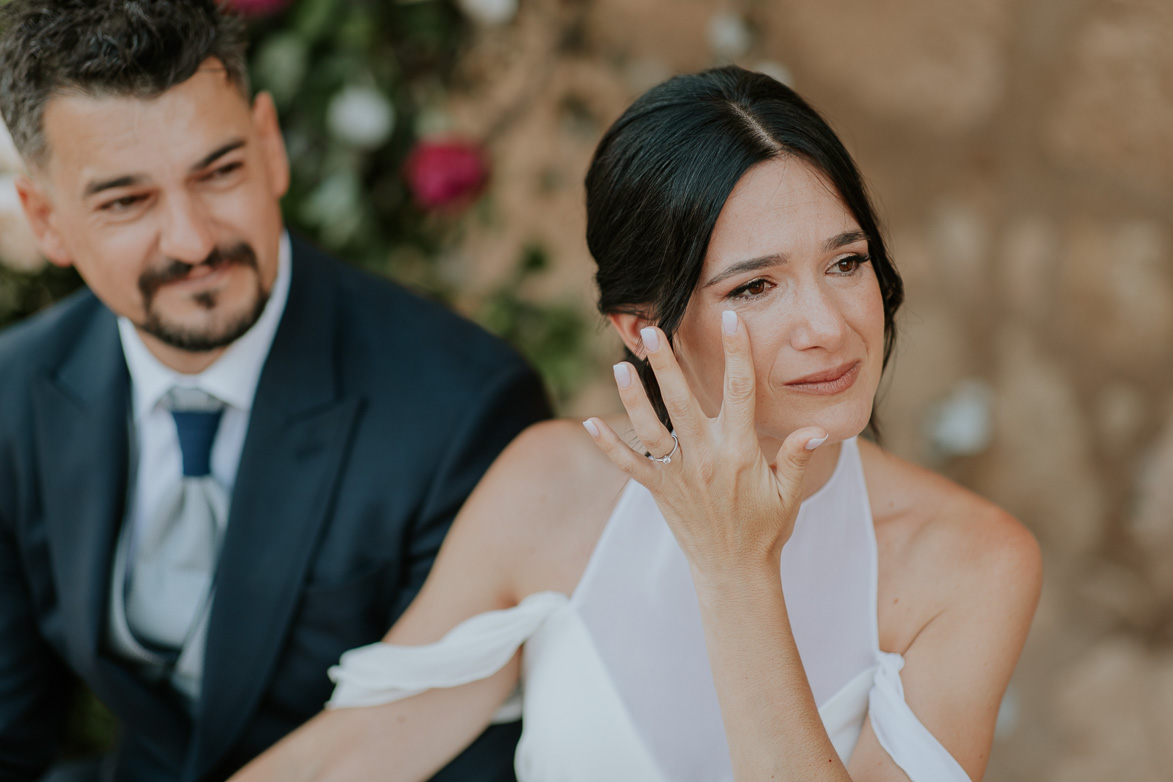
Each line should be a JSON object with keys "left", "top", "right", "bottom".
{"left": 118, "top": 231, "right": 293, "bottom": 422}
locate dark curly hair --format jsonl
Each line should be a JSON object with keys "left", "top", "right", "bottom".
{"left": 586, "top": 66, "right": 904, "bottom": 433}
{"left": 0, "top": 0, "right": 249, "bottom": 168}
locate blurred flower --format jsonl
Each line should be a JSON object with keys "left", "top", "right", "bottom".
{"left": 327, "top": 85, "right": 396, "bottom": 150}
{"left": 253, "top": 32, "right": 308, "bottom": 108}
{"left": 404, "top": 139, "right": 490, "bottom": 211}
{"left": 0, "top": 120, "right": 23, "bottom": 172}
{"left": 0, "top": 174, "right": 45, "bottom": 272}
{"left": 229, "top": 0, "right": 293, "bottom": 18}
{"left": 708, "top": 11, "right": 752, "bottom": 60}
{"left": 754, "top": 60, "right": 794, "bottom": 87}
{"left": 457, "top": 0, "right": 518, "bottom": 26}
{"left": 924, "top": 379, "right": 994, "bottom": 459}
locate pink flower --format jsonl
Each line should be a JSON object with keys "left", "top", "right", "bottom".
{"left": 403, "top": 139, "right": 490, "bottom": 211}
{"left": 229, "top": 0, "right": 292, "bottom": 18}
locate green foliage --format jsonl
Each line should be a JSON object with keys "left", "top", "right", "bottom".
{"left": 0, "top": 0, "right": 591, "bottom": 409}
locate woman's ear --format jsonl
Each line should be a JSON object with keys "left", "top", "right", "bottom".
{"left": 606, "top": 311, "right": 655, "bottom": 359}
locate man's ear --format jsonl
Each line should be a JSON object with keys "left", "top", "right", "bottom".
{"left": 606, "top": 310, "right": 656, "bottom": 359}
{"left": 14, "top": 173, "right": 72, "bottom": 267}
{"left": 251, "top": 91, "right": 290, "bottom": 199}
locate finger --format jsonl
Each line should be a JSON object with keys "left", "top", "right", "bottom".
{"left": 611, "top": 361, "right": 677, "bottom": 461}
{"left": 582, "top": 417, "right": 658, "bottom": 485}
{"left": 719, "top": 310, "right": 756, "bottom": 439}
{"left": 639, "top": 326, "right": 705, "bottom": 443}
{"left": 770, "top": 426, "right": 828, "bottom": 499}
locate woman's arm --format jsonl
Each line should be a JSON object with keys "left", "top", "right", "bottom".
{"left": 585, "top": 311, "right": 1040, "bottom": 781}
{"left": 230, "top": 421, "right": 608, "bottom": 782}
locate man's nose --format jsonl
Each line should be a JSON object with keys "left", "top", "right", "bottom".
{"left": 157, "top": 193, "right": 216, "bottom": 265}
{"left": 789, "top": 282, "right": 848, "bottom": 351}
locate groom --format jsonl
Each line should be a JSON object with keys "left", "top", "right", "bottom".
{"left": 0, "top": 1, "right": 549, "bottom": 780}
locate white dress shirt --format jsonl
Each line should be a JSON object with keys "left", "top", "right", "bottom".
{"left": 117, "top": 232, "right": 292, "bottom": 543}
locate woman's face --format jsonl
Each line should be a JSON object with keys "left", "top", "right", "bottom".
{"left": 672, "top": 156, "right": 885, "bottom": 446}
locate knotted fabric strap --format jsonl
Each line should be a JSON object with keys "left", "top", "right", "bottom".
{"left": 327, "top": 591, "right": 568, "bottom": 714}
{"left": 867, "top": 651, "right": 972, "bottom": 781}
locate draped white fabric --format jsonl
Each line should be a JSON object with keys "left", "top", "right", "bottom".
{"left": 328, "top": 438, "right": 971, "bottom": 782}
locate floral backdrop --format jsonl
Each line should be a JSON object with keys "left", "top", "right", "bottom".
{"left": 2, "top": 0, "right": 1172, "bottom": 778}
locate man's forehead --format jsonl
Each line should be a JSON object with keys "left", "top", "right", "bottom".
{"left": 40, "top": 68, "right": 251, "bottom": 186}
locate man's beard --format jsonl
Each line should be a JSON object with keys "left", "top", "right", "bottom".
{"left": 137, "top": 242, "right": 270, "bottom": 353}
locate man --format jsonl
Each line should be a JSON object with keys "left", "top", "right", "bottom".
{"left": 0, "top": 1, "right": 550, "bottom": 780}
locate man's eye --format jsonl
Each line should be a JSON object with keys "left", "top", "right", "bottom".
{"left": 207, "top": 162, "right": 243, "bottom": 180}
{"left": 101, "top": 195, "right": 144, "bottom": 212}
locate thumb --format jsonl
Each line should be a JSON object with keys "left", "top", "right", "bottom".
{"left": 771, "top": 426, "right": 828, "bottom": 493}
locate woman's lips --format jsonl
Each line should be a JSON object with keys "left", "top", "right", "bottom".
{"left": 784, "top": 361, "right": 861, "bottom": 395}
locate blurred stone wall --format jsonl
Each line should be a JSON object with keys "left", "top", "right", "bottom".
{"left": 0, "top": 0, "right": 1169, "bottom": 777}
{"left": 435, "top": 0, "right": 1173, "bottom": 778}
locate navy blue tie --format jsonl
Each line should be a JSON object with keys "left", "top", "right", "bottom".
{"left": 125, "top": 388, "right": 228, "bottom": 701}
{"left": 172, "top": 409, "right": 223, "bottom": 477}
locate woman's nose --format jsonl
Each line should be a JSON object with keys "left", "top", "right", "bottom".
{"left": 788, "top": 282, "right": 848, "bottom": 351}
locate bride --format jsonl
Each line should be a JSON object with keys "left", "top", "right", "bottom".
{"left": 232, "top": 66, "right": 1041, "bottom": 782}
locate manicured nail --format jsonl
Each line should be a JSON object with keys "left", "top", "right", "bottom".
{"left": 640, "top": 327, "right": 660, "bottom": 353}
{"left": 805, "top": 435, "right": 828, "bottom": 451}
{"left": 583, "top": 419, "right": 600, "bottom": 438}
{"left": 722, "top": 310, "right": 738, "bottom": 335}
{"left": 613, "top": 362, "right": 632, "bottom": 388}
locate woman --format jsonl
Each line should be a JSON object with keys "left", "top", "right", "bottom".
{"left": 233, "top": 66, "right": 1041, "bottom": 782}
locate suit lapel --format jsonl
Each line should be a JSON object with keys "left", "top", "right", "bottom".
{"left": 190, "top": 241, "right": 362, "bottom": 778}
{"left": 32, "top": 301, "right": 190, "bottom": 755}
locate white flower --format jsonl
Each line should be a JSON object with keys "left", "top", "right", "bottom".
{"left": 457, "top": 0, "right": 518, "bottom": 26}
{"left": 924, "top": 379, "right": 994, "bottom": 458}
{"left": 0, "top": 174, "right": 45, "bottom": 272}
{"left": 0, "top": 121, "right": 23, "bottom": 173}
{"left": 326, "top": 85, "right": 395, "bottom": 150}
{"left": 754, "top": 60, "right": 794, "bottom": 88}
{"left": 708, "top": 11, "right": 751, "bottom": 60}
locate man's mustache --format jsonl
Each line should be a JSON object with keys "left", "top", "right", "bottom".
{"left": 138, "top": 242, "right": 258, "bottom": 303}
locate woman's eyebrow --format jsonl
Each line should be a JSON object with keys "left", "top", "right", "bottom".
{"left": 824, "top": 230, "right": 868, "bottom": 252}
{"left": 702, "top": 254, "right": 786, "bottom": 289}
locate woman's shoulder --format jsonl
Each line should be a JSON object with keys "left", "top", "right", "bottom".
{"left": 858, "top": 439, "right": 1042, "bottom": 651}
{"left": 464, "top": 418, "right": 631, "bottom": 598}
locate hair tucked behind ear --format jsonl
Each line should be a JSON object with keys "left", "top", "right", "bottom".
{"left": 585, "top": 66, "right": 903, "bottom": 434}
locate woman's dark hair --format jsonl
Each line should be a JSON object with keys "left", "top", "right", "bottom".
{"left": 586, "top": 65, "right": 903, "bottom": 432}
{"left": 0, "top": 0, "right": 249, "bottom": 168}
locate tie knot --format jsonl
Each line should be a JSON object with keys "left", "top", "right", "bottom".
{"left": 166, "top": 388, "right": 224, "bottom": 478}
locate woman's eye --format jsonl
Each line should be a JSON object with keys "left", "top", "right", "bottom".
{"left": 832, "top": 253, "right": 870, "bottom": 274}
{"left": 729, "top": 278, "right": 773, "bottom": 300}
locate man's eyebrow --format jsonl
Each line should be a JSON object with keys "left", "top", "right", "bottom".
{"left": 82, "top": 140, "right": 248, "bottom": 199}
{"left": 84, "top": 174, "right": 145, "bottom": 198}
{"left": 191, "top": 139, "right": 246, "bottom": 172}
{"left": 824, "top": 230, "right": 868, "bottom": 252}
{"left": 702, "top": 254, "right": 786, "bottom": 289}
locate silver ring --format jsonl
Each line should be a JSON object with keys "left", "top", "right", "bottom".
{"left": 648, "top": 433, "right": 679, "bottom": 464}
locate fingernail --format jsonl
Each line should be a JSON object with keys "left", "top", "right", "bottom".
{"left": 613, "top": 363, "right": 632, "bottom": 388}
{"left": 582, "top": 419, "right": 600, "bottom": 438}
{"left": 805, "top": 435, "right": 828, "bottom": 451}
{"left": 640, "top": 327, "right": 660, "bottom": 353}
{"left": 722, "top": 310, "right": 738, "bottom": 335}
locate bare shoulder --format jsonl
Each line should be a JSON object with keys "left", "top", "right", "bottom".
{"left": 858, "top": 439, "right": 1042, "bottom": 652}
{"left": 455, "top": 418, "right": 629, "bottom": 600}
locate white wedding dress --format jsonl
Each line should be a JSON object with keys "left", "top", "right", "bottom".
{"left": 327, "top": 438, "right": 970, "bottom": 781}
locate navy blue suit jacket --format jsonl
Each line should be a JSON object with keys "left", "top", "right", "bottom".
{"left": 0, "top": 236, "right": 551, "bottom": 781}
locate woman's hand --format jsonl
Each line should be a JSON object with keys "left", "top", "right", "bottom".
{"left": 583, "top": 310, "right": 827, "bottom": 582}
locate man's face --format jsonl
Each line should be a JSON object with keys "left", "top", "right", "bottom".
{"left": 20, "top": 60, "right": 289, "bottom": 361}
